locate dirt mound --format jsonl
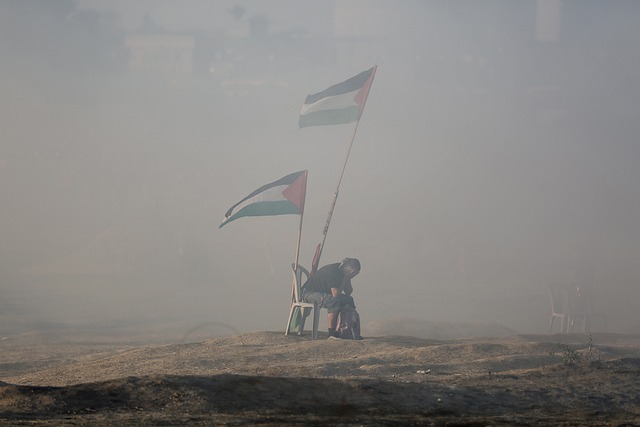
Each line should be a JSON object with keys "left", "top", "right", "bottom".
{"left": 2, "top": 330, "right": 640, "bottom": 425}
{"left": 363, "top": 317, "right": 518, "bottom": 339}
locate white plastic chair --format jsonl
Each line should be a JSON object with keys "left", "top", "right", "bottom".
{"left": 568, "top": 285, "right": 607, "bottom": 333}
{"left": 285, "top": 263, "right": 320, "bottom": 339}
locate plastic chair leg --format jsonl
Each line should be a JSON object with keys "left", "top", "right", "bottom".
{"left": 285, "top": 305, "right": 297, "bottom": 335}
{"left": 311, "top": 303, "right": 320, "bottom": 340}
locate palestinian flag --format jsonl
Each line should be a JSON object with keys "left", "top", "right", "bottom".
{"left": 299, "top": 65, "right": 377, "bottom": 128}
{"left": 219, "top": 170, "right": 308, "bottom": 228}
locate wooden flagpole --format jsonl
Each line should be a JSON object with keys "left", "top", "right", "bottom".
{"left": 315, "top": 120, "right": 360, "bottom": 267}
{"left": 293, "top": 197, "right": 305, "bottom": 276}
{"left": 289, "top": 204, "right": 305, "bottom": 310}
{"left": 291, "top": 170, "right": 307, "bottom": 311}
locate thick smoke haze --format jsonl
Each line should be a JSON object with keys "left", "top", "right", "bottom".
{"left": 1, "top": 0, "right": 639, "bottom": 338}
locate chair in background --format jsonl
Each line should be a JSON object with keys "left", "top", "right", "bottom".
{"left": 548, "top": 283, "right": 570, "bottom": 333}
{"left": 568, "top": 284, "right": 607, "bottom": 333}
{"left": 285, "top": 263, "right": 319, "bottom": 339}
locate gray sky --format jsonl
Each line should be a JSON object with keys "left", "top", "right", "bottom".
{"left": 1, "top": 0, "right": 639, "bottom": 337}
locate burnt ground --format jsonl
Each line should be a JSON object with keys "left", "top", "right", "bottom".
{"left": 2, "top": 327, "right": 640, "bottom": 425}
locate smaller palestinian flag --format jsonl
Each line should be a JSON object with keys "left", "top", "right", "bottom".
{"left": 219, "top": 170, "right": 308, "bottom": 228}
{"left": 299, "top": 65, "right": 377, "bottom": 128}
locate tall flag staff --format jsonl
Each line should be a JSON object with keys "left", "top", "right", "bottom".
{"left": 299, "top": 65, "right": 377, "bottom": 274}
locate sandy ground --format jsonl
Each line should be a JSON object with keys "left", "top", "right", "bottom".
{"left": 1, "top": 319, "right": 640, "bottom": 426}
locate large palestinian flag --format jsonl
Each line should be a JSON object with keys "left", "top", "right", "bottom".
{"left": 299, "top": 65, "right": 377, "bottom": 128}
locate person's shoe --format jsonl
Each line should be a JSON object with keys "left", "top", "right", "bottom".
{"left": 328, "top": 329, "right": 339, "bottom": 338}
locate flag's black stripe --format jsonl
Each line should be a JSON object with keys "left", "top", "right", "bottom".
{"left": 304, "top": 67, "right": 374, "bottom": 105}
{"left": 224, "top": 170, "right": 305, "bottom": 218}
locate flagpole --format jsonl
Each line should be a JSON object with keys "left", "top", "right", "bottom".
{"left": 290, "top": 206, "right": 304, "bottom": 309}
{"left": 293, "top": 203, "right": 304, "bottom": 276}
{"left": 291, "top": 170, "right": 307, "bottom": 309}
{"left": 316, "top": 119, "right": 361, "bottom": 267}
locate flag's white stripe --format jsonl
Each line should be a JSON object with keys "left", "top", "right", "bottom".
{"left": 300, "top": 88, "right": 359, "bottom": 116}
{"left": 227, "top": 184, "right": 288, "bottom": 216}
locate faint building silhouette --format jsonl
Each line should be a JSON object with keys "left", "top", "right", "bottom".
{"left": 125, "top": 34, "right": 195, "bottom": 77}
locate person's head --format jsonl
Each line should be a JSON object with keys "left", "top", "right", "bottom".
{"left": 339, "top": 257, "right": 361, "bottom": 279}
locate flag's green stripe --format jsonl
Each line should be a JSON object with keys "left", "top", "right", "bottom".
{"left": 220, "top": 200, "right": 300, "bottom": 228}
{"left": 226, "top": 185, "right": 288, "bottom": 218}
{"left": 300, "top": 88, "right": 359, "bottom": 115}
{"left": 299, "top": 105, "right": 361, "bottom": 128}
{"left": 224, "top": 171, "right": 305, "bottom": 218}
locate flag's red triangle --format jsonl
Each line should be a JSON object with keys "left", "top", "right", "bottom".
{"left": 355, "top": 65, "right": 377, "bottom": 114}
{"left": 282, "top": 170, "right": 307, "bottom": 212}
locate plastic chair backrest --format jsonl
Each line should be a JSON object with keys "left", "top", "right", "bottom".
{"left": 291, "top": 263, "right": 310, "bottom": 303}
